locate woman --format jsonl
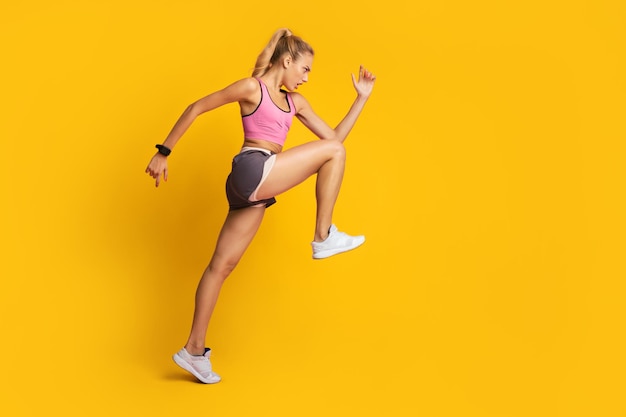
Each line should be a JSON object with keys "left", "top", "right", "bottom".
{"left": 145, "top": 28, "right": 376, "bottom": 383}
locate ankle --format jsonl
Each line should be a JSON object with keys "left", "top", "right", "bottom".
{"left": 314, "top": 224, "right": 332, "bottom": 242}
{"left": 184, "top": 343, "right": 205, "bottom": 356}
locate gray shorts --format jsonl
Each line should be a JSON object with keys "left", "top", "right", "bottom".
{"left": 225, "top": 148, "right": 277, "bottom": 211}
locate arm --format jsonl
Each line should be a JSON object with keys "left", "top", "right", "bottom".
{"left": 145, "top": 78, "right": 258, "bottom": 187}
{"left": 294, "top": 65, "right": 376, "bottom": 142}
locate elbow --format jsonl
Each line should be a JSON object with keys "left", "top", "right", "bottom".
{"left": 184, "top": 102, "right": 207, "bottom": 119}
{"left": 186, "top": 103, "right": 200, "bottom": 116}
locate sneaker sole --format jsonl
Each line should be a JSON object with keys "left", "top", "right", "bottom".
{"left": 173, "top": 353, "right": 221, "bottom": 384}
{"left": 312, "top": 237, "right": 365, "bottom": 259}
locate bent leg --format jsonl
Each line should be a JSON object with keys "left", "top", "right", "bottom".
{"left": 184, "top": 206, "right": 265, "bottom": 355}
{"left": 255, "top": 140, "right": 346, "bottom": 241}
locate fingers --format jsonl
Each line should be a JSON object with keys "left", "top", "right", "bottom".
{"left": 153, "top": 169, "right": 164, "bottom": 187}
{"left": 145, "top": 166, "right": 159, "bottom": 180}
{"left": 145, "top": 157, "right": 168, "bottom": 187}
{"left": 154, "top": 169, "right": 164, "bottom": 187}
{"left": 358, "top": 65, "right": 376, "bottom": 81}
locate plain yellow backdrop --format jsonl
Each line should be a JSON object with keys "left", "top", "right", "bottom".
{"left": 2, "top": 0, "right": 625, "bottom": 416}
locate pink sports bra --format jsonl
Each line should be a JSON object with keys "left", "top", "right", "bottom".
{"left": 242, "top": 78, "right": 296, "bottom": 147}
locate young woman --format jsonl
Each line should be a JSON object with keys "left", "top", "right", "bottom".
{"left": 145, "top": 28, "right": 376, "bottom": 383}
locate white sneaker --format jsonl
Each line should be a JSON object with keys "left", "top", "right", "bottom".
{"left": 173, "top": 347, "right": 221, "bottom": 384}
{"left": 311, "top": 224, "right": 365, "bottom": 259}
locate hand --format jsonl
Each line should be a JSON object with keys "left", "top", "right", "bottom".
{"left": 351, "top": 65, "right": 376, "bottom": 98}
{"left": 145, "top": 153, "right": 168, "bottom": 187}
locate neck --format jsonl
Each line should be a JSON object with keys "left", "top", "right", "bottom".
{"left": 259, "top": 69, "right": 285, "bottom": 92}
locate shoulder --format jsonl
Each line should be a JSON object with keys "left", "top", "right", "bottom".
{"left": 228, "top": 77, "right": 260, "bottom": 94}
{"left": 216, "top": 77, "right": 261, "bottom": 104}
{"left": 289, "top": 92, "right": 310, "bottom": 113}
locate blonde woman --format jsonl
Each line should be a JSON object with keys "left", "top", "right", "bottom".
{"left": 145, "top": 28, "right": 376, "bottom": 383}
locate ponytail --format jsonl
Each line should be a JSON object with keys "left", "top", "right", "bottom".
{"left": 252, "top": 29, "right": 314, "bottom": 77}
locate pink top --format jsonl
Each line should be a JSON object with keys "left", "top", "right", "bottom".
{"left": 242, "top": 78, "right": 296, "bottom": 147}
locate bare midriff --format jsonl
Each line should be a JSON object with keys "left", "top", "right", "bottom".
{"left": 242, "top": 138, "right": 283, "bottom": 154}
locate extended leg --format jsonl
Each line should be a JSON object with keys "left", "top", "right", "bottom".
{"left": 184, "top": 206, "right": 265, "bottom": 354}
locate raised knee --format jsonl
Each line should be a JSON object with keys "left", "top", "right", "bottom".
{"left": 325, "top": 139, "right": 346, "bottom": 159}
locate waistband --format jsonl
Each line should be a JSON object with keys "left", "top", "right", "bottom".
{"left": 240, "top": 146, "right": 274, "bottom": 155}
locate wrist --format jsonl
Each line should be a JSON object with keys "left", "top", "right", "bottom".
{"left": 354, "top": 95, "right": 369, "bottom": 106}
{"left": 155, "top": 144, "right": 172, "bottom": 156}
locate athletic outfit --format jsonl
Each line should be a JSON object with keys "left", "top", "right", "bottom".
{"left": 225, "top": 78, "right": 295, "bottom": 210}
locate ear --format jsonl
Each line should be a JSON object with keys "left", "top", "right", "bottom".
{"left": 283, "top": 55, "right": 292, "bottom": 68}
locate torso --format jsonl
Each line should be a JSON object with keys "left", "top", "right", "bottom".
{"left": 240, "top": 77, "right": 294, "bottom": 154}
{"left": 242, "top": 138, "right": 283, "bottom": 154}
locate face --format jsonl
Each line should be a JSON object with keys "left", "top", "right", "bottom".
{"left": 284, "top": 53, "right": 313, "bottom": 91}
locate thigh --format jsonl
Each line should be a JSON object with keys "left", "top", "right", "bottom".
{"left": 255, "top": 140, "right": 344, "bottom": 200}
{"left": 210, "top": 206, "right": 266, "bottom": 268}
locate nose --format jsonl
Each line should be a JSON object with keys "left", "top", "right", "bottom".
{"left": 303, "top": 73, "right": 308, "bottom": 82}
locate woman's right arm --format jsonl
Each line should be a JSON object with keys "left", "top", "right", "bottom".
{"left": 145, "top": 77, "right": 257, "bottom": 187}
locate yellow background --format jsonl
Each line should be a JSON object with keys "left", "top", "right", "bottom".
{"left": 2, "top": 0, "right": 625, "bottom": 416}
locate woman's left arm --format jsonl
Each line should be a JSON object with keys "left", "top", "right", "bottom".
{"left": 295, "top": 65, "right": 376, "bottom": 142}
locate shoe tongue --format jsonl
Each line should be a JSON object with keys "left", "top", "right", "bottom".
{"left": 203, "top": 348, "right": 212, "bottom": 358}
{"left": 329, "top": 224, "right": 338, "bottom": 234}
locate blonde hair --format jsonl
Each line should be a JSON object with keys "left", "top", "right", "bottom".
{"left": 252, "top": 29, "right": 314, "bottom": 77}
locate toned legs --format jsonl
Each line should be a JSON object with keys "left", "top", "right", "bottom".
{"left": 255, "top": 139, "right": 346, "bottom": 242}
{"left": 184, "top": 140, "right": 346, "bottom": 354}
{"left": 184, "top": 206, "right": 265, "bottom": 355}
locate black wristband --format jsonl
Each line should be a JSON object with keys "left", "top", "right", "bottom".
{"left": 155, "top": 144, "right": 171, "bottom": 156}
